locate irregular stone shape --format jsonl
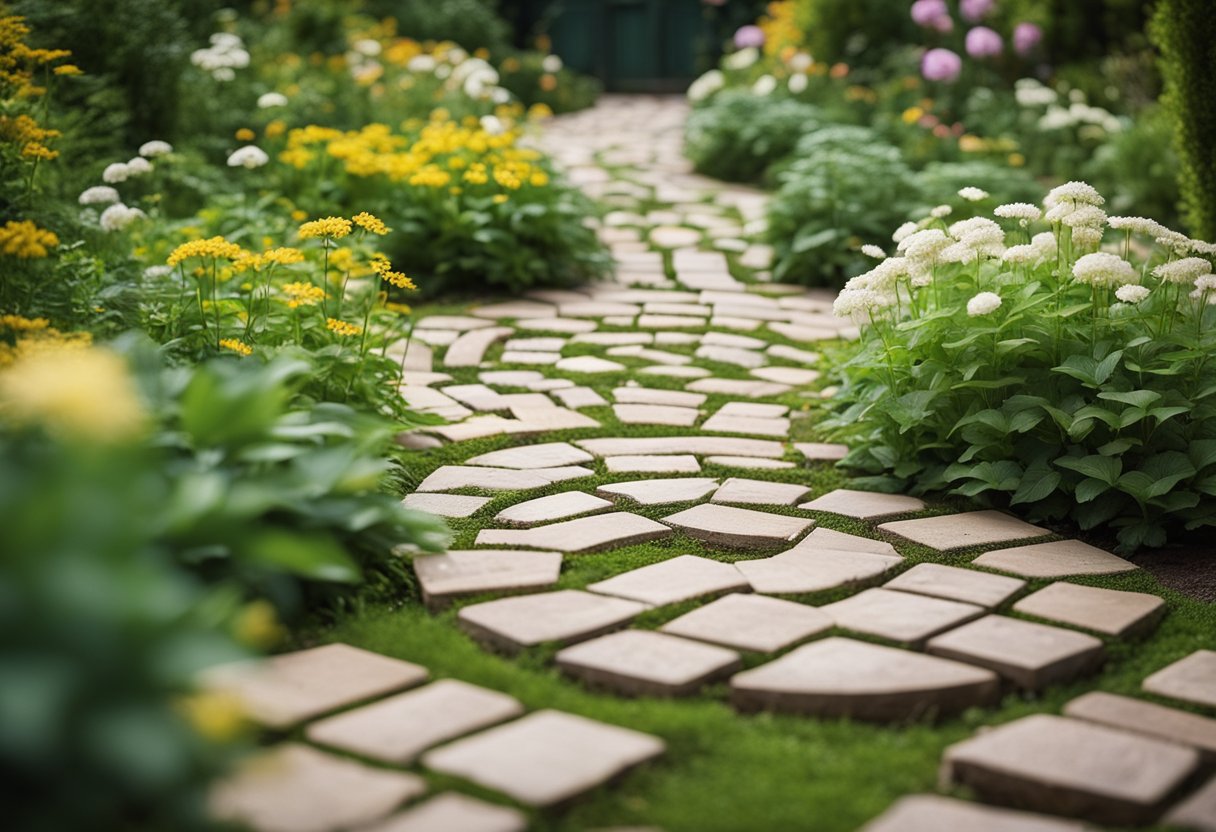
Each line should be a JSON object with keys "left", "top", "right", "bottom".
{"left": 555, "top": 355, "right": 626, "bottom": 373}
{"left": 661, "top": 593, "right": 832, "bottom": 653}
{"left": 972, "top": 539, "right": 1138, "bottom": 578}
{"left": 558, "top": 302, "right": 641, "bottom": 319}
{"left": 458, "top": 590, "right": 647, "bottom": 653}
{"left": 578, "top": 436, "right": 784, "bottom": 459}
{"left": 639, "top": 365, "right": 712, "bottom": 379}
{"left": 416, "top": 465, "right": 594, "bottom": 493}
{"left": 443, "top": 384, "right": 553, "bottom": 412}
{"left": 494, "top": 491, "right": 613, "bottom": 527}
{"left": 649, "top": 226, "right": 701, "bottom": 248}
{"left": 211, "top": 744, "right": 425, "bottom": 832}
{"left": 711, "top": 477, "right": 810, "bottom": 506}
{"left": 1064, "top": 691, "right": 1216, "bottom": 763}
{"left": 422, "top": 710, "right": 665, "bottom": 807}
{"left": 516, "top": 317, "right": 598, "bottom": 334}
{"left": 608, "top": 346, "right": 694, "bottom": 365}
{"left": 794, "top": 442, "right": 849, "bottom": 461}
{"left": 612, "top": 387, "right": 705, "bottom": 408}
{"left": 716, "top": 401, "right": 789, "bottom": 418}
{"left": 769, "top": 322, "right": 840, "bottom": 341}
{"left": 528, "top": 378, "right": 576, "bottom": 391}
{"left": 731, "top": 637, "right": 1000, "bottom": 722}
{"left": 711, "top": 315, "right": 762, "bottom": 331}
{"left": 696, "top": 345, "right": 766, "bottom": 369}
{"left": 597, "top": 477, "right": 719, "bottom": 506}
{"left": 663, "top": 503, "right": 813, "bottom": 548}
{"left": 471, "top": 300, "right": 556, "bottom": 320}
{"left": 588, "top": 555, "right": 748, "bottom": 606}
{"left": 879, "top": 510, "right": 1050, "bottom": 551}
{"left": 861, "top": 795, "right": 1092, "bottom": 832}
{"left": 507, "top": 406, "right": 600, "bottom": 432}
{"left": 884, "top": 563, "right": 1026, "bottom": 608}
{"left": 400, "top": 386, "right": 471, "bottom": 417}
{"left": 823, "top": 588, "right": 985, "bottom": 647}
{"left": 306, "top": 679, "right": 524, "bottom": 764}
{"left": 701, "top": 413, "right": 790, "bottom": 437}
{"left": 655, "top": 332, "right": 702, "bottom": 346}
{"left": 1013, "top": 582, "right": 1166, "bottom": 638}
{"left": 799, "top": 488, "right": 926, "bottom": 520}
{"left": 736, "top": 548, "right": 903, "bottom": 595}
{"left": 687, "top": 378, "right": 792, "bottom": 398}
{"left": 503, "top": 337, "right": 566, "bottom": 352}
{"left": 500, "top": 351, "right": 561, "bottom": 366}
{"left": 400, "top": 492, "right": 491, "bottom": 519}
{"left": 200, "top": 644, "right": 428, "bottom": 729}
{"left": 637, "top": 314, "right": 705, "bottom": 329}
{"left": 411, "top": 329, "right": 458, "bottom": 347}
{"left": 479, "top": 370, "right": 544, "bottom": 387}
{"left": 552, "top": 386, "right": 608, "bottom": 409}
{"left": 644, "top": 302, "right": 711, "bottom": 316}
{"left": 613, "top": 403, "right": 700, "bottom": 427}
{"left": 1143, "top": 650, "right": 1216, "bottom": 709}
{"left": 360, "top": 793, "right": 527, "bottom": 832}
{"left": 795, "top": 529, "right": 896, "bottom": 558}
{"left": 476, "top": 511, "right": 672, "bottom": 554}
{"left": 571, "top": 332, "right": 653, "bottom": 346}
{"left": 768, "top": 344, "right": 822, "bottom": 364}
{"left": 413, "top": 549, "right": 563, "bottom": 607}
{"left": 1165, "top": 776, "right": 1216, "bottom": 832}
{"left": 706, "top": 456, "right": 796, "bottom": 470}
{"left": 418, "top": 315, "right": 497, "bottom": 331}
{"left": 927, "top": 615, "right": 1105, "bottom": 690}
{"left": 445, "top": 327, "right": 514, "bottom": 368}
{"left": 556, "top": 630, "right": 742, "bottom": 696}
{"left": 465, "top": 442, "right": 594, "bottom": 470}
{"left": 674, "top": 249, "right": 729, "bottom": 272}
{"left": 751, "top": 366, "right": 820, "bottom": 386}
{"left": 605, "top": 454, "right": 702, "bottom": 473}
{"left": 942, "top": 714, "right": 1200, "bottom": 825}
{"left": 703, "top": 331, "right": 767, "bottom": 349}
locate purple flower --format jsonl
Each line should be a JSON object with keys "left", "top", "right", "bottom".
{"left": 921, "top": 48, "right": 962, "bottom": 82}
{"left": 733, "top": 25, "right": 765, "bottom": 49}
{"left": 960, "top": 0, "right": 996, "bottom": 22}
{"left": 910, "top": 0, "right": 948, "bottom": 27}
{"left": 965, "top": 26, "right": 1003, "bottom": 58}
{"left": 931, "top": 14, "right": 954, "bottom": 33}
{"left": 1013, "top": 22, "right": 1043, "bottom": 55}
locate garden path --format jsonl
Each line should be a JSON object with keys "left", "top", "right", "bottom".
{"left": 208, "top": 96, "right": 1216, "bottom": 832}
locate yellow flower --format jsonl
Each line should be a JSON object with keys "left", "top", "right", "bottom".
{"left": 232, "top": 599, "right": 285, "bottom": 648}
{"left": 265, "top": 119, "right": 286, "bottom": 139}
{"left": 539, "top": 73, "right": 557, "bottom": 92}
{"left": 493, "top": 194, "right": 508, "bottom": 205}
{"left": 235, "top": 127, "right": 255, "bottom": 141}
{"left": 52, "top": 63, "right": 82, "bottom": 76}
{"left": 384, "top": 301, "right": 412, "bottom": 315}
{"left": 529, "top": 171, "right": 549, "bottom": 187}
{"left": 1008, "top": 152, "right": 1026, "bottom": 167}
{"left": 0, "top": 314, "right": 50, "bottom": 332}
{"left": 219, "top": 338, "right": 253, "bottom": 356}
{"left": 281, "top": 282, "right": 326, "bottom": 308}
{"left": 0, "top": 220, "right": 58, "bottom": 258}
{"left": 326, "top": 317, "right": 362, "bottom": 337}
{"left": 902, "top": 106, "right": 925, "bottom": 125}
{"left": 291, "top": 209, "right": 308, "bottom": 222}
{"left": 262, "top": 246, "right": 305, "bottom": 266}
{"left": 176, "top": 690, "right": 248, "bottom": 743}
{"left": 166, "top": 236, "right": 246, "bottom": 267}
{"left": 298, "top": 216, "right": 352, "bottom": 239}
{"left": 352, "top": 211, "right": 389, "bottom": 235}
{"left": 527, "top": 102, "right": 553, "bottom": 120}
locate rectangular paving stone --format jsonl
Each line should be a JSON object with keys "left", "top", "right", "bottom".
{"left": 494, "top": 491, "right": 613, "bottom": 527}
{"left": 794, "top": 442, "right": 849, "bottom": 461}
{"left": 359, "top": 793, "right": 527, "bottom": 832}
{"left": 587, "top": 555, "right": 748, "bottom": 606}
{"left": 604, "top": 454, "right": 702, "bottom": 473}
{"left": 942, "top": 714, "right": 1200, "bottom": 825}
{"left": 862, "top": 795, "right": 1092, "bottom": 832}
{"left": 571, "top": 332, "right": 653, "bottom": 346}
{"left": 552, "top": 386, "right": 608, "bottom": 409}
{"left": 879, "top": 510, "right": 1050, "bottom": 551}
{"left": 507, "top": 406, "right": 600, "bottom": 433}
{"left": 555, "top": 355, "right": 626, "bottom": 373}
{"left": 737, "top": 548, "right": 903, "bottom": 595}
{"left": 596, "top": 477, "right": 719, "bottom": 506}
{"left": 823, "top": 588, "right": 985, "bottom": 648}
{"left": 1013, "top": 582, "right": 1166, "bottom": 637}
{"left": 695, "top": 345, "right": 766, "bottom": 369}
{"left": 500, "top": 351, "right": 561, "bottom": 366}
{"left": 717, "top": 402, "right": 789, "bottom": 418}
{"left": 703, "top": 331, "right": 768, "bottom": 349}
{"left": 422, "top": 710, "right": 665, "bottom": 807}
{"left": 578, "top": 436, "right": 784, "bottom": 458}
{"left": 476, "top": 511, "right": 673, "bottom": 554}
{"left": 558, "top": 302, "right": 640, "bottom": 319}
{"left": 1064, "top": 691, "right": 1216, "bottom": 763}
{"left": 307, "top": 679, "right": 524, "bottom": 764}
{"left": 503, "top": 337, "right": 565, "bottom": 352}
{"left": 413, "top": 549, "right": 563, "bottom": 608}
{"left": 418, "top": 315, "right": 498, "bottom": 331}
{"left": 884, "top": 563, "right": 1026, "bottom": 608}
{"left": 639, "top": 364, "right": 712, "bottom": 379}
{"left": 401, "top": 493, "right": 491, "bottom": 519}
{"left": 701, "top": 413, "right": 790, "bottom": 438}
{"left": 927, "top": 615, "right": 1105, "bottom": 690}
{"left": 662, "top": 503, "right": 814, "bottom": 548}
{"left": 457, "top": 590, "right": 647, "bottom": 653}
{"left": 556, "top": 630, "right": 742, "bottom": 697}
{"left": 706, "top": 456, "right": 796, "bottom": 470}
{"left": 612, "top": 387, "right": 705, "bottom": 408}
{"left": 799, "top": 527, "right": 901, "bottom": 556}
{"left": 472, "top": 300, "right": 556, "bottom": 320}
{"left": 607, "top": 346, "right": 694, "bottom": 365}
{"left": 465, "top": 442, "right": 593, "bottom": 470}
{"left": 687, "top": 378, "right": 792, "bottom": 398}
{"left": 445, "top": 327, "right": 513, "bottom": 368}
{"left": 799, "top": 488, "right": 926, "bottom": 520}
{"left": 613, "top": 403, "right": 700, "bottom": 427}
{"left": 768, "top": 344, "right": 822, "bottom": 364}
{"left": 637, "top": 314, "right": 705, "bottom": 329}
{"left": 516, "top": 317, "right": 597, "bottom": 334}
{"left": 1165, "top": 776, "right": 1216, "bottom": 832}
{"left": 711, "top": 477, "right": 810, "bottom": 506}
{"left": 661, "top": 594, "right": 832, "bottom": 653}
{"left": 200, "top": 644, "right": 428, "bottom": 729}
{"left": 972, "top": 539, "right": 1138, "bottom": 578}
{"left": 1143, "top": 650, "right": 1216, "bottom": 709}
{"left": 416, "top": 465, "right": 594, "bottom": 493}
{"left": 751, "top": 366, "right": 821, "bottom": 386}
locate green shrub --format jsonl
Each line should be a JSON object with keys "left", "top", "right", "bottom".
{"left": 1084, "top": 105, "right": 1182, "bottom": 228}
{"left": 495, "top": 50, "right": 601, "bottom": 115}
{"left": 684, "top": 89, "right": 821, "bottom": 183}
{"left": 367, "top": 0, "right": 510, "bottom": 52}
{"left": 914, "top": 159, "right": 1041, "bottom": 215}
{"left": 792, "top": 0, "right": 918, "bottom": 69}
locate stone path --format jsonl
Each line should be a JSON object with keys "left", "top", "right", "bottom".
{"left": 213, "top": 97, "right": 1214, "bottom": 830}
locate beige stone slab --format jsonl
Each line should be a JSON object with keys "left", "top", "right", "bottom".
{"left": 800, "top": 489, "right": 926, "bottom": 520}
{"left": 1143, "top": 650, "right": 1216, "bottom": 709}
{"left": 705, "top": 456, "right": 796, "bottom": 470}
{"left": 717, "top": 402, "right": 789, "bottom": 418}
{"left": 411, "top": 329, "right": 459, "bottom": 347}
{"left": 927, "top": 615, "right": 1104, "bottom": 690}
{"left": 400, "top": 385, "right": 469, "bottom": 416}
{"left": 556, "top": 630, "right": 742, "bottom": 696}
{"left": 307, "top": 679, "right": 524, "bottom": 764}
{"left": 972, "top": 540, "right": 1138, "bottom": 578}
{"left": 639, "top": 365, "right": 712, "bottom": 379}
{"left": 556, "top": 355, "right": 626, "bottom": 373}
{"left": 794, "top": 442, "right": 849, "bottom": 461}
{"left": 500, "top": 351, "right": 562, "bottom": 366}
{"left": 445, "top": 327, "right": 514, "bottom": 368}
{"left": 200, "top": 644, "right": 428, "bottom": 729}
{"left": 211, "top": 744, "right": 425, "bottom": 832}
{"left": 884, "top": 563, "right": 1026, "bottom": 608}
{"left": 695, "top": 345, "right": 766, "bottom": 369}
{"left": 458, "top": 589, "right": 647, "bottom": 653}
{"left": 418, "top": 315, "right": 497, "bottom": 331}
{"left": 674, "top": 250, "right": 729, "bottom": 272}
{"left": 711, "top": 315, "right": 762, "bottom": 331}
{"left": 571, "top": 332, "right": 653, "bottom": 346}
{"left": 558, "top": 302, "right": 641, "bottom": 319}
{"left": 495, "top": 491, "right": 614, "bottom": 526}
{"left": 655, "top": 332, "right": 702, "bottom": 346}
{"left": 413, "top": 549, "right": 562, "bottom": 607}
{"left": 515, "top": 317, "right": 598, "bottom": 334}
{"left": 588, "top": 555, "right": 748, "bottom": 606}
{"left": 472, "top": 301, "right": 556, "bottom": 320}
{"left": 475, "top": 511, "right": 673, "bottom": 553}
{"left": 703, "top": 331, "right": 768, "bottom": 349}
{"left": 401, "top": 492, "right": 491, "bottom": 519}
{"left": 768, "top": 344, "right": 822, "bottom": 364}
{"left": 663, "top": 503, "right": 813, "bottom": 547}
{"left": 400, "top": 371, "right": 451, "bottom": 387}
{"left": 503, "top": 337, "right": 565, "bottom": 352}
{"left": 769, "top": 322, "right": 841, "bottom": 341}
{"left": 731, "top": 637, "right": 1000, "bottom": 722}
{"left": 613, "top": 403, "right": 700, "bottom": 427}
{"left": 643, "top": 302, "right": 711, "bottom": 316}
{"left": 592, "top": 289, "right": 699, "bottom": 304}
{"left": 751, "top": 366, "right": 820, "bottom": 386}
{"left": 861, "top": 795, "right": 1092, "bottom": 832}
{"left": 688, "top": 378, "right": 792, "bottom": 399}
{"left": 879, "top": 510, "right": 1050, "bottom": 551}
{"left": 605, "top": 454, "right": 702, "bottom": 474}
{"left": 637, "top": 314, "right": 705, "bottom": 329}
{"left": 551, "top": 385, "right": 608, "bottom": 409}
{"left": 1013, "top": 582, "right": 1166, "bottom": 637}
{"left": 711, "top": 477, "right": 810, "bottom": 506}
{"left": 579, "top": 436, "right": 785, "bottom": 459}
{"left": 649, "top": 226, "right": 702, "bottom": 248}
{"left": 943, "top": 714, "right": 1200, "bottom": 825}
{"left": 465, "top": 442, "right": 593, "bottom": 470}
{"left": 422, "top": 710, "right": 665, "bottom": 807}
{"left": 505, "top": 407, "right": 601, "bottom": 432}
{"left": 359, "top": 793, "right": 527, "bottom": 832}
{"left": 608, "top": 346, "right": 694, "bottom": 365}
{"left": 736, "top": 547, "right": 903, "bottom": 595}
{"left": 442, "top": 384, "right": 554, "bottom": 412}
{"left": 1064, "top": 691, "right": 1216, "bottom": 763}
{"left": 612, "top": 387, "right": 705, "bottom": 408}
{"left": 661, "top": 593, "right": 832, "bottom": 653}
{"left": 479, "top": 370, "right": 544, "bottom": 387}
{"left": 426, "top": 416, "right": 520, "bottom": 442}
{"left": 597, "top": 477, "right": 719, "bottom": 506}
{"left": 824, "top": 589, "right": 985, "bottom": 647}
{"left": 701, "top": 413, "right": 790, "bottom": 438}
{"left": 416, "top": 465, "right": 594, "bottom": 493}
{"left": 1165, "top": 776, "right": 1216, "bottom": 832}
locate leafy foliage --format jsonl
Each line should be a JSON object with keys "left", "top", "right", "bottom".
{"left": 684, "top": 90, "right": 822, "bottom": 183}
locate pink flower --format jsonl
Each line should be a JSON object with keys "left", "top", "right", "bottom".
{"left": 1013, "top": 22, "right": 1043, "bottom": 55}
{"left": 733, "top": 25, "right": 765, "bottom": 49}
{"left": 911, "top": 0, "right": 948, "bottom": 27}
{"left": 965, "top": 26, "right": 1003, "bottom": 58}
{"left": 921, "top": 48, "right": 962, "bottom": 82}
{"left": 960, "top": 0, "right": 996, "bottom": 22}
{"left": 931, "top": 14, "right": 954, "bottom": 33}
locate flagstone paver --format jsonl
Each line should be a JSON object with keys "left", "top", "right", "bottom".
{"left": 750, "top": 366, "right": 820, "bottom": 386}
{"left": 800, "top": 526, "right": 901, "bottom": 556}
{"left": 501, "top": 351, "right": 562, "bottom": 365}
{"left": 604, "top": 454, "right": 702, "bottom": 473}
{"left": 556, "top": 630, "right": 742, "bottom": 696}
{"left": 705, "top": 455, "right": 796, "bottom": 470}
{"left": 884, "top": 563, "right": 1026, "bottom": 608}
{"left": 972, "top": 539, "right": 1139, "bottom": 578}
{"left": 494, "top": 491, "right": 614, "bottom": 527}
{"left": 418, "top": 315, "right": 498, "bottom": 331}
{"left": 416, "top": 465, "right": 594, "bottom": 493}
{"left": 476, "top": 511, "right": 672, "bottom": 553}
{"left": 661, "top": 594, "right": 833, "bottom": 653}
{"left": 861, "top": 795, "right": 1092, "bottom": 832}
{"left": 413, "top": 550, "right": 563, "bottom": 608}
{"left": 662, "top": 503, "right": 813, "bottom": 547}
{"left": 1143, "top": 650, "right": 1216, "bottom": 709}
{"left": 400, "top": 493, "right": 491, "bottom": 519}
{"left": 596, "top": 477, "right": 720, "bottom": 505}
{"left": 613, "top": 403, "right": 701, "bottom": 427}
{"left": 687, "top": 378, "right": 792, "bottom": 399}
{"left": 555, "top": 355, "right": 627, "bottom": 373}
{"left": 736, "top": 547, "right": 903, "bottom": 595}
{"left": 799, "top": 488, "right": 926, "bottom": 519}
{"left": 445, "top": 327, "right": 514, "bottom": 368}
{"left": 359, "top": 793, "right": 528, "bottom": 832}
{"left": 794, "top": 441, "right": 850, "bottom": 461}
{"left": 926, "top": 615, "right": 1105, "bottom": 690}
{"left": 471, "top": 300, "right": 557, "bottom": 320}
{"left": 823, "top": 589, "right": 986, "bottom": 648}
{"left": 879, "top": 510, "right": 1050, "bottom": 551}
{"left": 612, "top": 387, "right": 706, "bottom": 407}
{"left": 710, "top": 477, "right": 810, "bottom": 506}
{"left": 587, "top": 555, "right": 748, "bottom": 606}
{"left": 1013, "top": 582, "right": 1167, "bottom": 637}
{"left": 516, "top": 317, "right": 598, "bottom": 333}
{"left": 465, "top": 441, "right": 594, "bottom": 469}
{"left": 458, "top": 590, "right": 648, "bottom": 653}
{"left": 578, "top": 436, "right": 785, "bottom": 458}
{"left": 1063, "top": 691, "right": 1216, "bottom": 762}
{"left": 504, "top": 337, "right": 566, "bottom": 352}
{"left": 551, "top": 385, "right": 609, "bottom": 409}
{"left": 1165, "top": 777, "right": 1216, "bottom": 832}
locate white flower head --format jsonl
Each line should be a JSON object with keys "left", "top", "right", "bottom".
{"left": 832, "top": 288, "right": 894, "bottom": 322}
{"left": 480, "top": 114, "right": 505, "bottom": 136}
{"left": 899, "top": 228, "right": 952, "bottom": 261}
{"left": 1031, "top": 231, "right": 1057, "bottom": 258}
{"left": 79, "top": 185, "right": 120, "bottom": 206}
{"left": 967, "top": 291, "right": 1002, "bottom": 316}
{"left": 892, "top": 221, "right": 919, "bottom": 243}
{"left": 352, "top": 38, "right": 381, "bottom": 57}
{"left": 1001, "top": 244, "right": 1040, "bottom": 265}
{"left": 788, "top": 51, "right": 813, "bottom": 72}
{"left": 861, "top": 244, "right": 887, "bottom": 259}
{"left": 1045, "top": 180, "right": 1104, "bottom": 208}
{"left": 1061, "top": 205, "right": 1107, "bottom": 229}
{"left": 138, "top": 140, "right": 173, "bottom": 158}
{"left": 1153, "top": 257, "right": 1213, "bottom": 285}
{"left": 102, "top": 162, "right": 130, "bottom": 183}
{"left": 143, "top": 265, "right": 171, "bottom": 280}
{"left": 98, "top": 203, "right": 145, "bottom": 232}
{"left": 227, "top": 145, "right": 269, "bottom": 169}
{"left": 752, "top": 74, "right": 778, "bottom": 96}
{"left": 1196, "top": 274, "right": 1216, "bottom": 292}
{"left": 408, "top": 55, "right": 437, "bottom": 73}
{"left": 1071, "top": 226, "right": 1104, "bottom": 249}
{"left": 257, "top": 92, "right": 289, "bottom": 109}
{"left": 930, "top": 204, "right": 953, "bottom": 219}
{"left": 490, "top": 87, "right": 511, "bottom": 104}
{"left": 724, "top": 47, "right": 760, "bottom": 70}
{"left": 958, "top": 186, "right": 989, "bottom": 202}
{"left": 1073, "top": 252, "right": 1136, "bottom": 287}
{"left": 125, "top": 156, "right": 152, "bottom": 176}
{"left": 542, "top": 54, "right": 563, "bottom": 73}
{"left": 1115, "top": 284, "right": 1150, "bottom": 303}
{"left": 688, "top": 69, "right": 725, "bottom": 102}
{"left": 994, "top": 202, "right": 1041, "bottom": 224}
{"left": 788, "top": 73, "right": 808, "bottom": 94}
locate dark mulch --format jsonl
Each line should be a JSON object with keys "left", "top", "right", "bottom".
{"left": 1133, "top": 544, "right": 1216, "bottom": 603}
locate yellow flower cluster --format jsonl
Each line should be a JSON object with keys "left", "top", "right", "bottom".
{"left": 298, "top": 216, "right": 352, "bottom": 239}
{"left": 325, "top": 317, "right": 362, "bottom": 337}
{"left": 0, "top": 314, "right": 91, "bottom": 367}
{"left": 176, "top": 690, "right": 247, "bottom": 743}
{"left": 0, "top": 220, "right": 59, "bottom": 258}
{"left": 219, "top": 338, "right": 253, "bottom": 356}
{"left": 166, "top": 236, "right": 247, "bottom": 267}
{"left": 0, "top": 113, "right": 61, "bottom": 160}
{"left": 759, "top": 2, "right": 802, "bottom": 56}
{"left": 0, "top": 14, "right": 75, "bottom": 96}
{"left": 370, "top": 254, "right": 415, "bottom": 290}
{"left": 353, "top": 211, "right": 389, "bottom": 235}
{"left": 281, "top": 281, "right": 326, "bottom": 308}
{"left": 235, "top": 246, "right": 305, "bottom": 272}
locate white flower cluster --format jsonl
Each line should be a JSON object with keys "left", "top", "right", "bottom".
{"left": 1153, "top": 257, "right": 1213, "bottom": 285}
{"left": 1044, "top": 181, "right": 1107, "bottom": 248}
{"left": 994, "top": 202, "right": 1041, "bottom": 224}
{"left": 752, "top": 74, "right": 778, "bottom": 96}
{"left": 81, "top": 141, "right": 170, "bottom": 225}
{"left": 257, "top": 92, "right": 288, "bottom": 109}
{"left": 967, "top": 291, "right": 1002, "bottom": 316}
{"left": 227, "top": 145, "right": 269, "bottom": 169}
{"left": 99, "top": 203, "right": 146, "bottom": 232}
{"left": 79, "top": 185, "right": 120, "bottom": 206}
{"left": 1020, "top": 80, "right": 1123, "bottom": 134}
{"left": 1013, "top": 78, "right": 1058, "bottom": 108}
{"left": 138, "top": 140, "right": 173, "bottom": 158}
{"left": 404, "top": 49, "right": 512, "bottom": 104}
{"left": 724, "top": 47, "right": 759, "bottom": 71}
{"left": 191, "top": 32, "right": 250, "bottom": 82}
{"left": 1072, "top": 252, "right": 1136, "bottom": 287}
{"left": 688, "top": 70, "right": 725, "bottom": 102}
{"left": 958, "top": 187, "right": 989, "bottom": 202}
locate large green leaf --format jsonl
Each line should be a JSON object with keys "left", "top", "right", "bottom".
{"left": 240, "top": 529, "right": 360, "bottom": 583}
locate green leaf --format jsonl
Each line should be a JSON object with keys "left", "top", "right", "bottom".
{"left": 1189, "top": 440, "right": 1216, "bottom": 473}
{"left": 1075, "top": 477, "right": 1111, "bottom": 503}
{"left": 1010, "top": 461, "right": 1060, "bottom": 505}
{"left": 1097, "top": 390, "right": 1161, "bottom": 408}
{"left": 241, "top": 529, "right": 360, "bottom": 583}
{"left": 1056, "top": 454, "right": 1122, "bottom": 484}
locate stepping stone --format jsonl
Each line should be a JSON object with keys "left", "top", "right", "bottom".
{"left": 613, "top": 403, "right": 699, "bottom": 427}
{"left": 768, "top": 344, "right": 822, "bottom": 364}
{"left": 479, "top": 370, "right": 545, "bottom": 387}
{"left": 701, "top": 413, "right": 790, "bottom": 438}
{"left": 445, "top": 327, "right": 513, "bottom": 367}
{"left": 361, "top": 793, "right": 526, "bottom": 832}
{"left": 608, "top": 346, "right": 694, "bottom": 365}
{"left": 655, "top": 332, "right": 702, "bottom": 345}
{"left": 507, "top": 406, "right": 600, "bottom": 432}
{"left": 688, "top": 378, "right": 792, "bottom": 399}
{"left": 400, "top": 371, "right": 451, "bottom": 387}
{"left": 475, "top": 511, "right": 673, "bottom": 553}
{"left": 210, "top": 744, "right": 426, "bottom": 832}
{"left": 1165, "top": 776, "right": 1216, "bottom": 832}
{"left": 717, "top": 402, "right": 789, "bottom": 418}
{"left": 500, "top": 351, "right": 561, "bottom": 365}
{"left": 1064, "top": 691, "right": 1216, "bottom": 762}
{"left": 769, "top": 322, "right": 840, "bottom": 341}
{"left": 972, "top": 539, "right": 1138, "bottom": 578}
{"left": 597, "top": 477, "right": 719, "bottom": 506}
{"left": 579, "top": 436, "right": 784, "bottom": 459}
{"left": 884, "top": 563, "right": 1026, "bottom": 608}
{"left": 465, "top": 442, "right": 593, "bottom": 470}
{"left": 926, "top": 615, "right": 1104, "bottom": 690}
{"left": 649, "top": 226, "right": 701, "bottom": 248}
{"left": 306, "top": 679, "right": 524, "bottom": 764}
{"left": 1013, "top": 582, "right": 1166, "bottom": 637}
{"left": 412, "top": 549, "right": 563, "bottom": 607}
{"left": 942, "top": 714, "right": 1200, "bottom": 825}
{"left": 422, "top": 710, "right": 665, "bottom": 807}
{"left": 639, "top": 365, "right": 712, "bottom": 378}
{"left": 572, "top": 332, "right": 652, "bottom": 346}
{"left": 644, "top": 302, "right": 710, "bottom": 316}
{"left": 495, "top": 491, "right": 613, "bottom": 526}
{"left": 471, "top": 301, "right": 555, "bottom": 320}
{"left": 801, "top": 525, "right": 901, "bottom": 556}
{"left": 702, "top": 331, "right": 767, "bottom": 349}
{"left": 594, "top": 289, "right": 699, "bottom": 304}
{"left": 663, "top": 503, "right": 813, "bottom": 548}
{"left": 736, "top": 547, "right": 903, "bottom": 595}
{"left": 637, "top": 314, "right": 705, "bottom": 329}
{"left": 879, "top": 510, "right": 1050, "bottom": 551}
{"left": 556, "top": 355, "right": 626, "bottom": 373}
{"left": 400, "top": 386, "right": 471, "bottom": 418}
{"left": 558, "top": 302, "right": 640, "bottom": 319}
{"left": 588, "top": 555, "right": 748, "bottom": 606}
{"left": 556, "top": 630, "right": 742, "bottom": 696}
{"left": 416, "top": 465, "right": 593, "bottom": 493}
{"left": 823, "top": 589, "right": 985, "bottom": 647}
{"left": 200, "top": 644, "right": 428, "bottom": 729}
{"left": 661, "top": 594, "right": 832, "bottom": 653}
{"left": 711, "top": 477, "right": 810, "bottom": 506}
{"left": 695, "top": 345, "right": 766, "bottom": 369}
{"left": 418, "top": 315, "right": 497, "bottom": 331}
{"left": 861, "top": 795, "right": 1091, "bottom": 832}
{"left": 751, "top": 366, "right": 820, "bottom": 385}
{"left": 799, "top": 489, "right": 926, "bottom": 519}
{"left": 552, "top": 386, "right": 608, "bottom": 409}
{"left": 401, "top": 493, "right": 491, "bottom": 519}
{"left": 731, "top": 637, "right": 1000, "bottom": 721}
{"left": 1143, "top": 650, "right": 1216, "bottom": 709}
{"left": 412, "top": 329, "right": 459, "bottom": 347}
{"left": 706, "top": 456, "right": 796, "bottom": 470}
{"left": 674, "top": 250, "right": 729, "bottom": 272}
{"left": 458, "top": 590, "right": 647, "bottom": 653}
{"left": 794, "top": 442, "right": 849, "bottom": 461}
{"left": 605, "top": 454, "right": 702, "bottom": 473}
{"left": 612, "top": 387, "right": 705, "bottom": 408}
{"left": 516, "top": 317, "right": 597, "bottom": 333}
{"left": 443, "top": 384, "right": 553, "bottom": 412}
